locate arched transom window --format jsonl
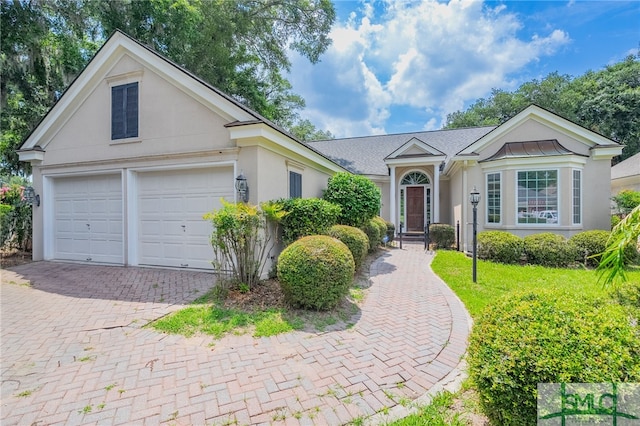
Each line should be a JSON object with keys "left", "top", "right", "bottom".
{"left": 401, "top": 171, "right": 430, "bottom": 185}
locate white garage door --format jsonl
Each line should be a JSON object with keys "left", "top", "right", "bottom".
{"left": 53, "top": 174, "right": 123, "bottom": 264}
{"left": 137, "top": 167, "right": 234, "bottom": 269}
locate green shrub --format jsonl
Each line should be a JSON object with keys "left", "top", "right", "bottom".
{"left": 361, "top": 219, "right": 380, "bottom": 252}
{"left": 372, "top": 216, "right": 388, "bottom": 246}
{"left": 523, "top": 233, "right": 577, "bottom": 267}
{"left": 1, "top": 182, "right": 32, "bottom": 251}
{"left": 323, "top": 173, "right": 381, "bottom": 228}
{"left": 477, "top": 231, "right": 523, "bottom": 264}
{"left": 429, "top": 223, "right": 455, "bottom": 249}
{"left": 385, "top": 221, "right": 395, "bottom": 243}
{"left": 204, "top": 200, "right": 285, "bottom": 290}
{"left": 569, "top": 230, "right": 610, "bottom": 267}
{"left": 612, "top": 189, "right": 640, "bottom": 215}
{"left": 278, "top": 197, "right": 341, "bottom": 245}
{"left": 469, "top": 290, "right": 640, "bottom": 425}
{"left": 611, "top": 214, "right": 622, "bottom": 229}
{"left": 326, "top": 225, "right": 369, "bottom": 270}
{"left": 277, "top": 235, "right": 355, "bottom": 310}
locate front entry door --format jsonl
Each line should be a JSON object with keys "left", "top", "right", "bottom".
{"left": 407, "top": 186, "right": 424, "bottom": 231}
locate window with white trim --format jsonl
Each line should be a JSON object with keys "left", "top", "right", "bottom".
{"left": 517, "top": 170, "right": 558, "bottom": 224}
{"left": 486, "top": 172, "right": 501, "bottom": 224}
{"left": 111, "top": 82, "right": 138, "bottom": 140}
{"left": 572, "top": 169, "right": 581, "bottom": 225}
{"left": 289, "top": 171, "right": 302, "bottom": 198}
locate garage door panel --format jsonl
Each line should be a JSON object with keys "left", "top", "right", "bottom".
{"left": 138, "top": 167, "right": 233, "bottom": 269}
{"left": 53, "top": 175, "right": 123, "bottom": 264}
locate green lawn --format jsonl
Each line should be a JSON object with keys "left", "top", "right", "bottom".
{"left": 431, "top": 250, "right": 640, "bottom": 318}
{"left": 387, "top": 250, "right": 640, "bottom": 425}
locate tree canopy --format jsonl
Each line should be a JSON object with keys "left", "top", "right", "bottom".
{"left": 1, "top": 0, "right": 335, "bottom": 177}
{"left": 445, "top": 55, "right": 640, "bottom": 162}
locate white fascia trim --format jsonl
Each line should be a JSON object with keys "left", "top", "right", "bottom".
{"left": 229, "top": 123, "right": 347, "bottom": 174}
{"left": 591, "top": 146, "right": 624, "bottom": 159}
{"left": 22, "top": 33, "right": 254, "bottom": 150}
{"left": 385, "top": 155, "right": 446, "bottom": 167}
{"left": 479, "top": 155, "right": 587, "bottom": 172}
{"left": 18, "top": 150, "right": 45, "bottom": 163}
{"left": 457, "top": 106, "right": 618, "bottom": 155}
{"left": 386, "top": 138, "right": 445, "bottom": 159}
{"left": 127, "top": 161, "right": 235, "bottom": 173}
{"left": 443, "top": 157, "right": 478, "bottom": 175}
{"left": 362, "top": 174, "right": 390, "bottom": 183}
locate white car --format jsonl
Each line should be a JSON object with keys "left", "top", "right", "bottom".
{"left": 538, "top": 210, "right": 558, "bottom": 223}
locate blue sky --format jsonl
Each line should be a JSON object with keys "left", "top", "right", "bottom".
{"left": 288, "top": 0, "right": 639, "bottom": 138}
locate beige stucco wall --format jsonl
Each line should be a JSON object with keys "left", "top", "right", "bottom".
{"left": 612, "top": 177, "right": 640, "bottom": 195}
{"left": 235, "top": 143, "right": 334, "bottom": 204}
{"left": 42, "top": 55, "right": 233, "bottom": 167}
{"left": 451, "top": 119, "right": 616, "bottom": 247}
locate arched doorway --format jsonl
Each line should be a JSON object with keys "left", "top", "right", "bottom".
{"left": 400, "top": 171, "right": 431, "bottom": 232}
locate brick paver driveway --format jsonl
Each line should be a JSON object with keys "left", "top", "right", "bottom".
{"left": 1, "top": 245, "right": 470, "bottom": 425}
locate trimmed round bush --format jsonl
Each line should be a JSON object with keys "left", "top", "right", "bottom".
{"left": 469, "top": 290, "right": 640, "bottom": 425}
{"left": 372, "top": 216, "right": 388, "bottom": 245}
{"left": 385, "top": 221, "right": 395, "bottom": 243}
{"left": 477, "top": 231, "right": 523, "bottom": 264}
{"left": 326, "top": 225, "right": 369, "bottom": 270}
{"left": 523, "top": 233, "right": 577, "bottom": 267}
{"left": 278, "top": 197, "right": 341, "bottom": 245}
{"left": 323, "top": 173, "right": 381, "bottom": 227}
{"left": 361, "top": 219, "right": 380, "bottom": 252}
{"left": 277, "top": 235, "right": 355, "bottom": 310}
{"left": 569, "top": 230, "right": 610, "bottom": 267}
{"left": 429, "top": 223, "right": 455, "bottom": 249}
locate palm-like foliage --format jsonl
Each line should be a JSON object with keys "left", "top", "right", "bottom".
{"left": 597, "top": 204, "right": 640, "bottom": 287}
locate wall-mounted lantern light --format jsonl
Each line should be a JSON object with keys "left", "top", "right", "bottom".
{"left": 23, "top": 186, "right": 40, "bottom": 207}
{"left": 235, "top": 172, "right": 249, "bottom": 203}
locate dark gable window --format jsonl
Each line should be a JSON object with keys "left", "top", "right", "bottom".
{"left": 289, "top": 171, "right": 302, "bottom": 198}
{"left": 111, "top": 82, "right": 138, "bottom": 140}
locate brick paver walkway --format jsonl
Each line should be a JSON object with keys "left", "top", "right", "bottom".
{"left": 1, "top": 245, "right": 470, "bottom": 425}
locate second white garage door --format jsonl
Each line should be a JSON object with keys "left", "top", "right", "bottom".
{"left": 137, "top": 167, "right": 234, "bottom": 269}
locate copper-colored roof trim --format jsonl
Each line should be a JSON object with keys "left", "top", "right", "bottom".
{"left": 481, "top": 139, "right": 586, "bottom": 162}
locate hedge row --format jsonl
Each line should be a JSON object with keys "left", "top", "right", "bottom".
{"left": 477, "top": 230, "right": 638, "bottom": 267}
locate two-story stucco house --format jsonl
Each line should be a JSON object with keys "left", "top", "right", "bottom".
{"left": 19, "top": 30, "right": 622, "bottom": 269}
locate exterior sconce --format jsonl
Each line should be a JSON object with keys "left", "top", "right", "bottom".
{"left": 23, "top": 186, "right": 40, "bottom": 207}
{"left": 235, "top": 172, "right": 249, "bottom": 203}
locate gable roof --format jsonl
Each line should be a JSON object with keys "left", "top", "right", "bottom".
{"left": 307, "top": 126, "right": 495, "bottom": 176}
{"left": 611, "top": 152, "right": 640, "bottom": 180}
{"left": 18, "top": 30, "right": 346, "bottom": 171}
{"left": 456, "top": 105, "right": 620, "bottom": 157}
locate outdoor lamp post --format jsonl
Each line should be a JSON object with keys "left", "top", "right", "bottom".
{"left": 469, "top": 186, "right": 480, "bottom": 283}
{"left": 235, "top": 172, "right": 249, "bottom": 203}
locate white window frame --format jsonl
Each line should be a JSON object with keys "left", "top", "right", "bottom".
{"left": 515, "top": 168, "right": 560, "bottom": 227}
{"left": 572, "top": 168, "right": 582, "bottom": 225}
{"left": 286, "top": 160, "right": 304, "bottom": 199}
{"left": 485, "top": 171, "right": 502, "bottom": 225}
{"left": 106, "top": 70, "right": 143, "bottom": 145}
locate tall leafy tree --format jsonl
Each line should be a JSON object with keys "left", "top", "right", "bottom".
{"left": 445, "top": 56, "right": 640, "bottom": 161}
{"left": 1, "top": 0, "right": 335, "bottom": 177}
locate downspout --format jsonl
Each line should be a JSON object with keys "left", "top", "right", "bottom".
{"left": 462, "top": 160, "right": 468, "bottom": 253}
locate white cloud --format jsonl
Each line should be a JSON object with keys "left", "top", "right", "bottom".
{"left": 289, "top": 0, "right": 570, "bottom": 137}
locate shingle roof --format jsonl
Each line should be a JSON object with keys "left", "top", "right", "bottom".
{"left": 307, "top": 126, "right": 496, "bottom": 175}
{"left": 611, "top": 152, "right": 640, "bottom": 180}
